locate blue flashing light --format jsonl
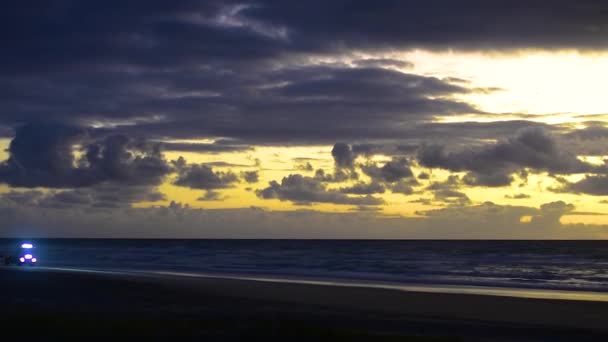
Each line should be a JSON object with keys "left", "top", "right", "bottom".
{"left": 24, "top": 254, "right": 32, "bottom": 260}
{"left": 21, "top": 243, "right": 33, "bottom": 249}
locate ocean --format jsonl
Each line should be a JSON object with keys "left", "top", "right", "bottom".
{"left": 2, "top": 239, "right": 608, "bottom": 293}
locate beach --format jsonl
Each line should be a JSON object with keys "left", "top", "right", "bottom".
{"left": 1, "top": 267, "right": 608, "bottom": 340}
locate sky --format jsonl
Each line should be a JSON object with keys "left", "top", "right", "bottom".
{"left": 2, "top": 0, "right": 608, "bottom": 238}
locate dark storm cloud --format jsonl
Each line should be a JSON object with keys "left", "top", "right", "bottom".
{"left": 0, "top": 0, "right": 275, "bottom": 74}
{"left": 197, "top": 190, "right": 223, "bottom": 201}
{"left": 84, "top": 134, "right": 171, "bottom": 185}
{"left": 275, "top": 67, "right": 469, "bottom": 101}
{"left": 0, "top": 1, "right": 484, "bottom": 144}
{"left": 418, "top": 172, "right": 430, "bottom": 180}
{"left": 329, "top": 143, "right": 404, "bottom": 163}
{"left": 360, "top": 158, "right": 414, "bottom": 183}
{"left": 421, "top": 176, "right": 462, "bottom": 204}
{"left": 4, "top": 1, "right": 603, "bottom": 77}
{"left": 331, "top": 143, "right": 402, "bottom": 168}
{"left": 241, "top": 170, "right": 259, "bottom": 183}
{"left": 432, "top": 189, "right": 471, "bottom": 206}
{"left": 423, "top": 175, "right": 471, "bottom": 206}
{"left": 331, "top": 143, "right": 355, "bottom": 168}
{"left": 3, "top": 183, "right": 166, "bottom": 209}
{"left": 39, "top": 184, "right": 166, "bottom": 209}
{"left": 173, "top": 158, "right": 239, "bottom": 190}
{"left": 418, "top": 129, "right": 595, "bottom": 187}
{"left": 1, "top": 190, "right": 44, "bottom": 206}
{"left": 0, "top": 126, "right": 14, "bottom": 138}
{"left": 553, "top": 176, "right": 608, "bottom": 196}
{"left": 256, "top": 174, "right": 384, "bottom": 205}
{"left": 314, "top": 168, "right": 358, "bottom": 183}
{"left": 558, "top": 124, "right": 608, "bottom": 156}
{"left": 247, "top": 0, "right": 608, "bottom": 51}
{"left": 1, "top": 1, "right": 606, "bottom": 146}
{"left": 339, "top": 182, "right": 386, "bottom": 195}
{"left": 0, "top": 123, "right": 171, "bottom": 188}
{"left": 461, "top": 171, "right": 514, "bottom": 187}
{"left": 426, "top": 175, "right": 461, "bottom": 191}
{"left": 1, "top": 65, "right": 477, "bottom": 144}
{"left": 413, "top": 121, "right": 559, "bottom": 146}
{"left": 389, "top": 180, "right": 417, "bottom": 195}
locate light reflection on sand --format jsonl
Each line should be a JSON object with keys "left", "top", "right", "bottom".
{"left": 32, "top": 266, "right": 608, "bottom": 303}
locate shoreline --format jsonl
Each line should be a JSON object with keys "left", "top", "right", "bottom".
{"left": 2, "top": 267, "right": 608, "bottom": 339}
{"left": 37, "top": 265, "right": 608, "bottom": 302}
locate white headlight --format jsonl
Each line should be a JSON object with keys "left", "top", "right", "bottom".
{"left": 19, "top": 257, "right": 25, "bottom": 262}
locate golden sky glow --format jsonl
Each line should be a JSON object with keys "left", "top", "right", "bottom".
{"left": 3, "top": 50, "right": 608, "bottom": 232}
{"left": 401, "top": 50, "right": 608, "bottom": 116}
{"left": 145, "top": 50, "right": 608, "bottom": 226}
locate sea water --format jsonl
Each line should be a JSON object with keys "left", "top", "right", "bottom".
{"left": 2, "top": 239, "right": 608, "bottom": 293}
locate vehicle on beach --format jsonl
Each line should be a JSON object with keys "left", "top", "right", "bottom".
{"left": 3, "top": 243, "right": 38, "bottom": 266}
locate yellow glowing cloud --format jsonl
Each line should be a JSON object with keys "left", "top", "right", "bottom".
{"left": 0, "top": 139, "right": 8, "bottom": 162}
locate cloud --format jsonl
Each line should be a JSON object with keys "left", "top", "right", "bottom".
{"left": 432, "top": 189, "right": 471, "bottom": 206}
{"left": 247, "top": 1, "right": 608, "bottom": 51}
{"left": 340, "top": 181, "right": 385, "bottom": 195}
{"left": 553, "top": 175, "right": 608, "bottom": 196}
{"left": 353, "top": 58, "right": 413, "bottom": 69}
{"left": 1, "top": 197, "right": 600, "bottom": 239}
{"left": 241, "top": 170, "right": 259, "bottom": 183}
{"left": 332, "top": 143, "right": 356, "bottom": 168}
{"left": 314, "top": 168, "right": 358, "bottom": 183}
{"left": 418, "top": 172, "right": 430, "bottom": 180}
{"left": 418, "top": 128, "right": 595, "bottom": 187}
{"left": 7, "top": 183, "right": 166, "bottom": 209}
{"left": 1, "top": 190, "right": 44, "bottom": 206}
{"left": 389, "top": 181, "right": 415, "bottom": 195}
{"left": 38, "top": 183, "right": 167, "bottom": 209}
{"left": 162, "top": 141, "right": 253, "bottom": 153}
{"left": 173, "top": 158, "right": 239, "bottom": 190}
{"left": 197, "top": 190, "right": 224, "bottom": 201}
{"left": 1, "top": 1, "right": 605, "bottom": 81}
{"left": 559, "top": 124, "right": 608, "bottom": 156}
{"left": 530, "top": 201, "right": 575, "bottom": 226}
{"left": 0, "top": 1, "right": 604, "bottom": 149}
{"left": 419, "top": 200, "right": 576, "bottom": 233}
{"left": 462, "top": 171, "right": 514, "bottom": 187}
{"left": 295, "top": 161, "right": 314, "bottom": 172}
{"left": 360, "top": 157, "right": 414, "bottom": 183}
{"left": 0, "top": 123, "right": 171, "bottom": 188}
{"left": 256, "top": 174, "right": 384, "bottom": 205}
{"left": 1, "top": 64, "right": 478, "bottom": 145}
{"left": 505, "top": 193, "right": 531, "bottom": 199}
{"left": 330, "top": 142, "right": 408, "bottom": 169}
{"left": 1, "top": 1, "right": 608, "bottom": 240}
{"left": 424, "top": 175, "right": 470, "bottom": 205}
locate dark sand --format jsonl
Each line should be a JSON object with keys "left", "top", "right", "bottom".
{"left": 2, "top": 267, "right": 608, "bottom": 340}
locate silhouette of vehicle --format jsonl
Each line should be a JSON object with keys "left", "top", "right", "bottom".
{"left": 3, "top": 243, "right": 38, "bottom": 266}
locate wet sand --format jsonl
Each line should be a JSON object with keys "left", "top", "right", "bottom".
{"left": 1, "top": 267, "right": 608, "bottom": 340}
